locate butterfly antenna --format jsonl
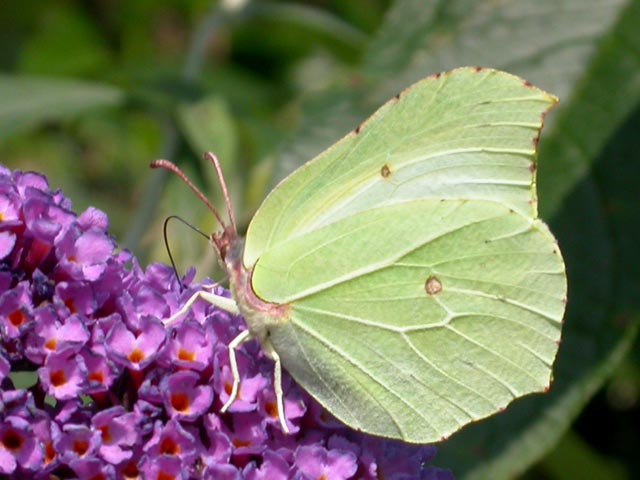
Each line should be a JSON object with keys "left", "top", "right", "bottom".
{"left": 204, "top": 152, "right": 237, "bottom": 233}
{"left": 150, "top": 159, "right": 228, "bottom": 231}
{"left": 163, "top": 215, "right": 209, "bottom": 290}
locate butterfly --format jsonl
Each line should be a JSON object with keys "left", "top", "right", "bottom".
{"left": 153, "top": 67, "right": 567, "bottom": 444}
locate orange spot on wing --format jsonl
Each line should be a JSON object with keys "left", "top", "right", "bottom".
{"left": 425, "top": 276, "right": 443, "bottom": 295}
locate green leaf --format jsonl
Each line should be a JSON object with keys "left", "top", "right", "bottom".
{"left": 538, "top": 0, "right": 640, "bottom": 219}
{"left": 273, "top": 0, "right": 632, "bottom": 183}
{"left": 363, "top": 0, "right": 628, "bottom": 103}
{"left": 0, "top": 75, "right": 124, "bottom": 141}
{"left": 176, "top": 94, "right": 239, "bottom": 190}
{"left": 251, "top": 2, "right": 369, "bottom": 52}
{"left": 8, "top": 371, "right": 38, "bottom": 390}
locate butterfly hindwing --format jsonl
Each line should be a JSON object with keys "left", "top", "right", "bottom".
{"left": 253, "top": 199, "right": 565, "bottom": 442}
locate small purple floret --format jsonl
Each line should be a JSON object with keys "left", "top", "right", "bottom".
{"left": 0, "top": 415, "right": 44, "bottom": 474}
{"left": 0, "top": 166, "right": 454, "bottom": 479}
{"left": 295, "top": 444, "right": 358, "bottom": 480}
{"left": 162, "top": 370, "right": 214, "bottom": 421}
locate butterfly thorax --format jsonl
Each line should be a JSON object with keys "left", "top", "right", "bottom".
{"left": 223, "top": 236, "right": 291, "bottom": 344}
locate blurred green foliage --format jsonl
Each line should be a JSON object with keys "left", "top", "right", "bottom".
{"left": 1, "top": 1, "right": 639, "bottom": 478}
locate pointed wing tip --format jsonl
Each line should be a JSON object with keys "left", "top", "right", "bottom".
{"left": 445, "top": 66, "right": 560, "bottom": 104}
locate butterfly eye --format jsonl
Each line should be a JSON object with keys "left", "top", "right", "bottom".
{"left": 424, "top": 276, "right": 442, "bottom": 296}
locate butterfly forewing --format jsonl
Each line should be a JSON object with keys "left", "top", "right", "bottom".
{"left": 243, "top": 67, "right": 557, "bottom": 268}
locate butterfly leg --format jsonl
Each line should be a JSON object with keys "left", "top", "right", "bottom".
{"left": 163, "top": 289, "right": 240, "bottom": 325}
{"left": 164, "top": 288, "right": 290, "bottom": 434}
{"left": 261, "top": 339, "right": 290, "bottom": 434}
{"left": 220, "top": 329, "right": 251, "bottom": 413}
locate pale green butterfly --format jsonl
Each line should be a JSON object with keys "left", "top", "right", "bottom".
{"left": 153, "top": 67, "right": 567, "bottom": 444}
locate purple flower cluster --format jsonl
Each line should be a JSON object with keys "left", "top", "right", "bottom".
{"left": 0, "top": 165, "right": 454, "bottom": 479}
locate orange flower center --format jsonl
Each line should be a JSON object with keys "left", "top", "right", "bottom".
{"left": 44, "top": 440, "right": 56, "bottom": 464}
{"left": 8, "top": 310, "right": 25, "bottom": 327}
{"left": 121, "top": 460, "right": 139, "bottom": 478}
{"left": 177, "top": 348, "right": 195, "bottom": 362}
{"left": 265, "top": 401, "right": 278, "bottom": 418}
{"left": 232, "top": 438, "right": 251, "bottom": 448}
{"left": 159, "top": 437, "right": 180, "bottom": 455}
{"left": 49, "top": 369, "right": 66, "bottom": 387}
{"left": 170, "top": 392, "right": 189, "bottom": 412}
{"left": 88, "top": 370, "right": 104, "bottom": 383}
{"left": 2, "top": 430, "right": 23, "bottom": 451}
{"left": 73, "top": 439, "right": 89, "bottom": 456}
{"left": 128, "top": 349, "right": 144, "bottom": 363}
{"left": 64, "top": 298, "right": 77, "bottom": 313}
{"left": 98, "top": 425, "right": 111, "bottom": 443}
